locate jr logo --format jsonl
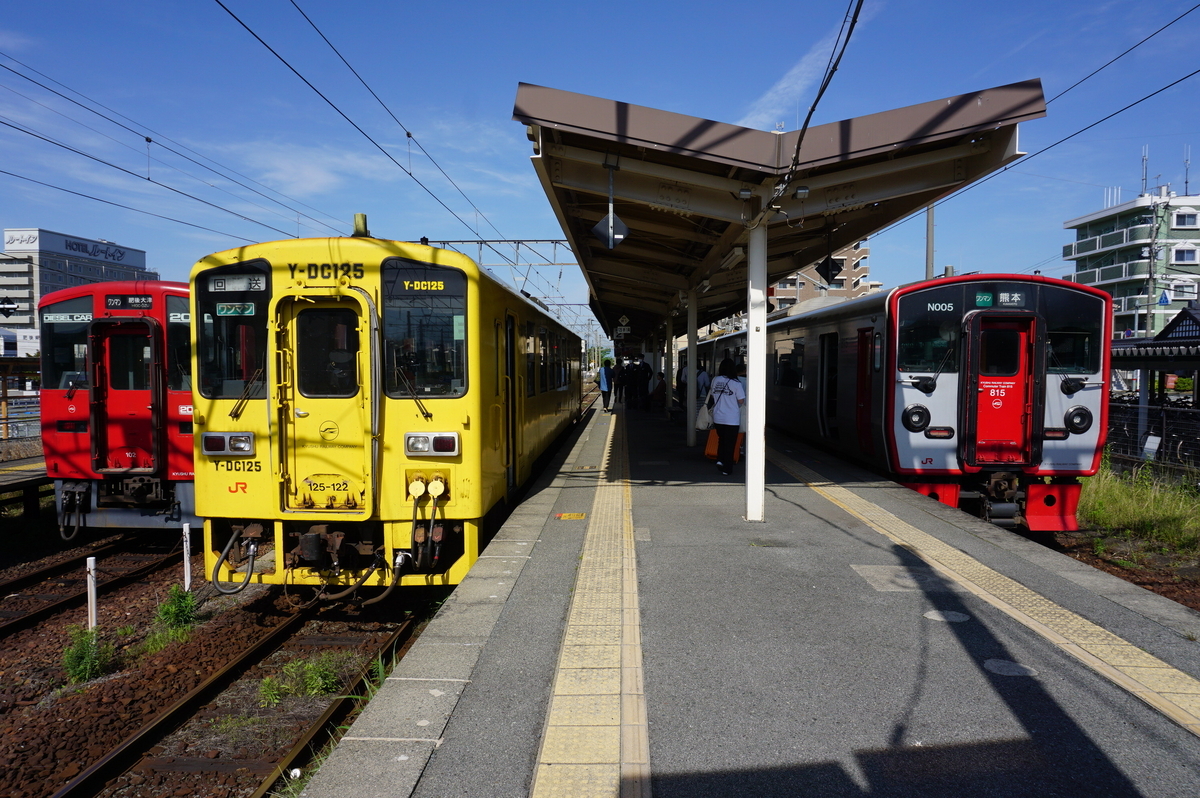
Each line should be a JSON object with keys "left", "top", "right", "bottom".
{"left": 228, "top": 482, "right": 248, "bottom": 493}
{"left": 921, "top": 458, "right": 934, "bottom": 464}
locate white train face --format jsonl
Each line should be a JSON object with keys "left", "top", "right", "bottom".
{"left": 889, "top": 281, "right": 1107, "bottom": 477}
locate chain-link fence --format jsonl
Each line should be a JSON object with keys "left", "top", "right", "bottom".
{"left": 1, "top": 397, "right": 41, "bottom": 462}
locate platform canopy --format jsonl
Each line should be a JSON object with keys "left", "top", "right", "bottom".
{"left": 513, "top": 80, "right": 1046, "bottom": 341}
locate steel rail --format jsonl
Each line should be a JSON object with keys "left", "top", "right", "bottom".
{"left": 48, "top": 608, "right": 312, "bottom": 798}
{"left": 0, "top": 548, "right": 185, "bottom": 638}
{"left": 248, "top": 617, "right": 416, "bottom": 798}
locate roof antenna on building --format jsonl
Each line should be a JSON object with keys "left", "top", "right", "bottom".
{"left": 1141, "top": 146, "right": 1149, "bottom": 196}
{"left": 1186, "top": 145, "right": 1191, "bottom": 196}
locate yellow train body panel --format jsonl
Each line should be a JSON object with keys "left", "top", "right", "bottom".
{"left": 190, "top": 237, "right": 580, "bottom": 591}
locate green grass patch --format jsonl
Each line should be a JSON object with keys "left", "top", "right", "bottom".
{"left": 1078, "top": 463, "right": 1200, "bottom": 554}
{"left": 258, "top": 651, "right": 366, "bottom": 707}
{"left": 62, "top": 626, "right": 117, "bottom": 683}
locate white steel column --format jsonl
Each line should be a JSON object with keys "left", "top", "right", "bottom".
{"left": 745, "top": 224, "right": 768, "bottom": 522}
{"left": 686, "top": 289, "right": 698, "bottom": 447}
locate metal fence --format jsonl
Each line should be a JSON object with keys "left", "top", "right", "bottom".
{"left": 1, "top": 396, "right": 41, "bottom": 462}
{"left": 1106, "top": 400, "right": 1200, "bottom": 472}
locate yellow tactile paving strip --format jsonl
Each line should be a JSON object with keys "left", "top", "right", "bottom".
{"left": 531, "top": 413, "right": 651, "bottom": 798}
{"left": 768, "top": 446, "right": 1200, "bottom": 738}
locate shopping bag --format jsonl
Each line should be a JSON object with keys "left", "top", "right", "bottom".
{"left": 704, "top": 429, "right": 744, "bottom": 462}
{"left": 694, "top": 402, "right": 713, "bottom": 430}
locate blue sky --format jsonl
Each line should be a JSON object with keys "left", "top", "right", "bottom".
{"left": 2, "top": 0, "right": 1198, "bottom": 333}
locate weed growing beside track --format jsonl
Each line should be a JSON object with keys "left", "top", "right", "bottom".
{"left": 1078, "top": 462, "right": 1200, "bottom": 556}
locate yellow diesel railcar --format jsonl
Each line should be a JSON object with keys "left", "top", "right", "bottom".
{"left": 191, "top": 230, "right": 581, "bottom": 597}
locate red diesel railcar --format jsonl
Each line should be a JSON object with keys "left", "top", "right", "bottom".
{"left": 39, "top": 281, "right": 201, "bottom": 538}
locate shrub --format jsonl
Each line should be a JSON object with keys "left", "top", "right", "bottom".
{"left": 155, "top": 585, "right": 198, "bottom": 630}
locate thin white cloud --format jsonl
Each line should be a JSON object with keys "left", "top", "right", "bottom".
{"left": 737, "top": 1, "right": 883, "bottom": 131}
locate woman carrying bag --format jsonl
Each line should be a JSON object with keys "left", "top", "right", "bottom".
{"left": 709, "top": 358, "right": 746, "bottom": 476}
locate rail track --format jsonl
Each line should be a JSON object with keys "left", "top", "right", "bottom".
{"left": 0, "top": 543, "right": 186, "bottom": 638}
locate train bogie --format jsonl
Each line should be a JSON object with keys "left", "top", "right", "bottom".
{"left": 191, "top": 235, "right": 580, "bottom": 596}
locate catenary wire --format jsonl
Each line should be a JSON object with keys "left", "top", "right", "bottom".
{"left": 0, "top": 56, "right": 345, "bottom": 235}
{"left": 211, "top": 0, "right": 525, "bottom": 270}
{"left": 0, "top": 167, "right": 259, "bottom": 242}
{"left": 0, "top": 79, "right": 336, "bottom": 234}
{"left": 0, "top": 116, "right": 297, "bottom": 239}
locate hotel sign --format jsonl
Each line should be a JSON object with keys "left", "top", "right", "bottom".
{"left": 4, "top": 228, "right": 147, "bottom": 270}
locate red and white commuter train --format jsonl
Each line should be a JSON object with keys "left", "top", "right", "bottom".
{"left": 688, "top": 274, "right": 1111, "bottom": 531}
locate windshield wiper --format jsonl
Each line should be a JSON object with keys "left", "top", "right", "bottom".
{"left": 911, "top": 344, "right": 955, "bottom": 393}
{"left": 394, "top": 366, "right": 433, "bottom": 420}
{"left": 229, "top": 368, "right": 264, "bottom": 419}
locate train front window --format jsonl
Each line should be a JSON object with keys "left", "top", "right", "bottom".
{"left": 897, "top": 288, "right": 960, "bottom": 373}
{"left": 297, "top": 308, "right": 359, "bottom": 398}
{"left": 41, "top": 296, "right": 93, "bottom": 390}
{"left": 166, "top": 295, "right": 191, "bottom": 391}
{"left": 108, "top": 334, "right": 152, "bottom": 390}
{"left": 382, "top": 259, "right": 467, "bottom": 397}
{"left": 1042, "top": 290, "right": 1103, "bottom": 374}
{"left": 195, "top": 261, "right": 270, "bottom": 399}
{"left": 979, "top": 329, "right": 1020, "bottom": 376}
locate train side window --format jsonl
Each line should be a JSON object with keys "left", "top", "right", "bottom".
{"left": 539, "top": 327, "right": 549, "bottom": 393}
{"left": 525, "top": 321, "right": 536, "bottom": 397}
{"left": 774, "top": 337, "right": 803, "bottom": 388}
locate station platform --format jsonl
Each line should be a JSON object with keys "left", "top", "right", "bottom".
{"left": 301, "top": 403, "right": 1200, "bottom": 798}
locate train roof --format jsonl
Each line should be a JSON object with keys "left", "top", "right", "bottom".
{"left": 37, "top": 280, "right": 189, "bottom": 308}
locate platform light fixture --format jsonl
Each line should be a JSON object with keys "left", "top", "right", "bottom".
{"left": 793, "top": 186, "right": 810, "bottom": 200}
{"left": 720, "top": 248, "right": 745, "bottom": 271}
{"left": 738, "top": 188, "right": 754, "bottom": 199}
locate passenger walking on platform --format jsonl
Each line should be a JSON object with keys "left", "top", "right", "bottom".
{"left": 614, "top": 361, "right": 626, "bottom": 404}
{"left": 710, "top": 358, "right": 745, "bottom": 476}
{"left": 631, "top": 354, "right": 652, "bottom": 410}
{"left": 649, "top": 371, "right": 667, "bottom": 410}
{"left": 596, "top": 359, "right": 615, "bottom": 412}
{"left": 696, "top": 361, "right": 711, "bottom": 403}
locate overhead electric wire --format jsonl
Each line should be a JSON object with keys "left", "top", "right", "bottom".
{"left": 211, "top": 0, "right": 523, "bottom": 270}
{"left": 0, "top": 167, "right": 259, "bottom": 242}
{"left": 0, "top": 116, "right": 296, "bottom": 238}
{"left": 0, "top": 55, "right": 345, "bottom": 235}
{"left": 772, "top": 0, "right": 865, "bottom": 203}
{"left": 1046, "top": 3, "right": 1199, "bottom": 104}
{"left": 0, "top": 79, "right": 334, "bottom": 234}
{"left": 284, "top": 0, "right": 567, "bottom": 277}
{"left": 286, "top": 0, "right": 509, "bottom": 242}
{"left": 872, "top": 64, "right": 1200, "bottom": 241}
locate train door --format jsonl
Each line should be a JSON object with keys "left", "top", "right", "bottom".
{"left": 89, "top": 319, "right": 160, "bottom": 473}
{"left": 818, "top": 332, "right": 839, "bottom": 439}
{"left": 504, "top": 313, "right": 518, "bottom": 491}
{"left": 855, "top": 328, "right": 874, "bottom": 456}
{"left": 276, "top": 297, "right": 372, "bottom": 515}
{"left": 963, "top": 314, "right": 1037, "bottom": 465}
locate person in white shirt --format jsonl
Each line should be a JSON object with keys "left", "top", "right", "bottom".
{"left": 709, "top": 358, "right": 746, "bottom": 476}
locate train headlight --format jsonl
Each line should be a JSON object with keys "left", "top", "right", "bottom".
{"left": 901, "top": 404, "right": 931, "bottom": 433}
{"left": 202, "top": 432, "right": 255, "bottom": 455}
{"left": 405, "top": 432, "right": 460, "bottom": 457}
{"left": 1064, "top": 405, "right": 1093, "bottom": 435}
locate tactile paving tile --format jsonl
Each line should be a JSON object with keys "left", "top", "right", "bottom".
{"left": 532, "top": 413, "right": 652, "bottom": 797}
